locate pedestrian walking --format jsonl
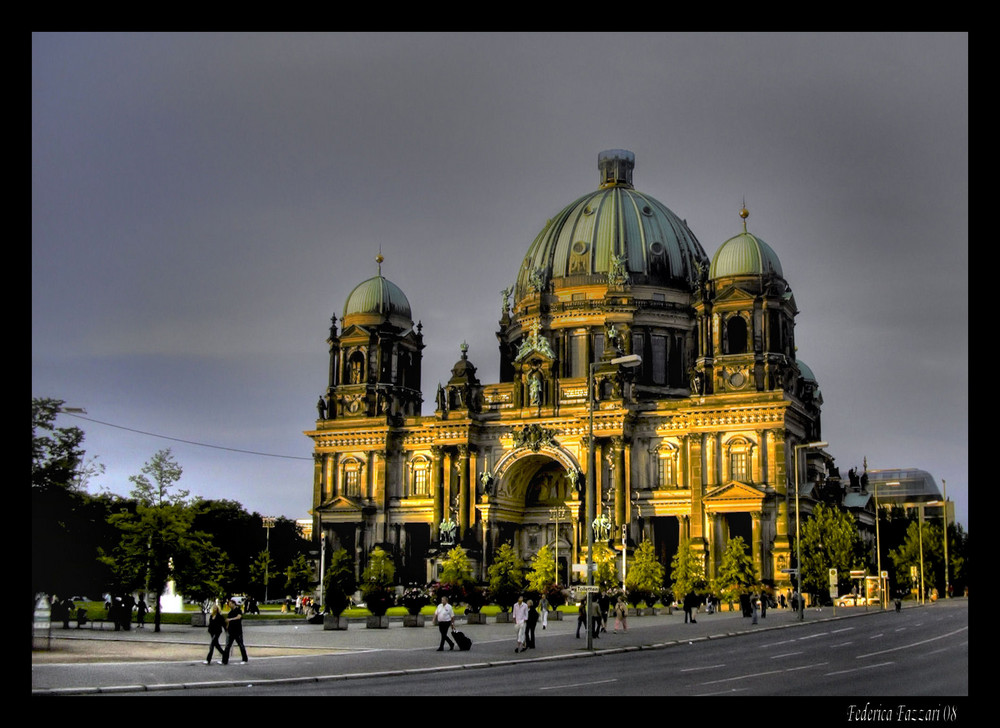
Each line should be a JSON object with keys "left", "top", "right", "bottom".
{"left": 760, "top": 590, "right": 767, "bottom": 618}
{"left": 751, "top": 593, "right": 760, "bottom": 625}
{"left": 136, "top": 595, "right": 148, "bottom": 629}
{"left": 513, "top": 595, "right": 529, "bottom": 652}
{"left": 598, "top": 592, "right": 611, "bottom": 633}
{"left": 576, "top": 600, "right": 587, "bottom": 638}
{"left": 433, "top": 596, "right": 455, "bottom": 651}
{"left": 221, "top": 597, "right": 248, "bottom": 664}
{"left": 684, "top": 591, "right": 698, "bottom": 623}
{"left": 613, "top": 595, "right": 628, "bottom": 633}
{"left": 204, "top": 603, "right": 226, "bottom": 664}
{"left": 590, "top": 597, "right": 602, "bottom": 638}
{"left": 526, "top": 599, "right": 538, "bottom": 649}
{"left": 539, "top": 594, "right": 549, "bottom": 630}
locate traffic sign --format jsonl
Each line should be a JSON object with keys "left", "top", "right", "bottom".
{"left": 850, "top": 570, "right": 866, "bottom": 578}
{"left": 780, "top": 568, "right": 798, "bottom": 575}
{"left": 579, "top": 585, "right": 600, "bottom": 593}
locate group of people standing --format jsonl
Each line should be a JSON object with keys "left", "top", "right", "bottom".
{"left": 575, "top": 594, "right": 631, "bottom": 638}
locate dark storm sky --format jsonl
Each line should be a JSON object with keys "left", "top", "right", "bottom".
{"left": 32, "top": 32, "right": 968, "bottom": 526}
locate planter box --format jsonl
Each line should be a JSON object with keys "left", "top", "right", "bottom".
{"left": 323, "top": 615, "right": 348, "bottom": 631}
{"left": 548, "top": 610, "right": 563, "bottom": 621}
{"left": 494, "top": 612, "right": 512, "bottom": 623}
{"left": 191, "top": 613, "right": 208, "bottom": 627}
{"left": 640, "top": 607, "right": 657, "bottom": 616}
{"left": 366, "top": 615, "right": 390, "bottom": 629}
{"left": 402, "top": 614, "right": 425, "bottom": 627}
{"left": 464, "top": 612, "right": 487, "bottom": 624}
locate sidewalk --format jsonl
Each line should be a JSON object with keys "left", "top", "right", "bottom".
{"left": 31, "top": 604, "right": 894, "bottom": 695}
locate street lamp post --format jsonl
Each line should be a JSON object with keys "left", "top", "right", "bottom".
{"left": 919, "top": 499, "right": 946, "bottom": 605}
{"left": 262, "top": 517, "right": 276, "bottom": 603}
{"left": 942, "top": 479, "right": 950, "bottom": 599}
{"left": 794, "top": 440, "right": 828, "bottom": 621}
{"left": 549, "top": 504, "right": 568, "bottom": 585}
{"left": 587, "top": 353, "right": 641, "bottom": 650}
{"left": 869, "top": 457, "right": 886, "bottom": 610}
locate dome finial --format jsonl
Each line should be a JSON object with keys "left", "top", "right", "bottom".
{"left": 740, "top": 197, "right": 750, "bottom": 233}
{"left": 376, "top": 247, "right": 384, "bottom": 276}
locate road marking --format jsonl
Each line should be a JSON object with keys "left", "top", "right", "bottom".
{"left": 770, "top": 652, "right": 803, "bottom": 659}
{"left": 856, "top": 626, "right": 968, "bottom": 659}
{"left": 539, "top": 678, "right": 617, "bottom": 690}
{"left": 825, "top": 661, "right": 894, "bottom": 676}
{"left": 680, "top": 664, "right": 726, "bottom": 672}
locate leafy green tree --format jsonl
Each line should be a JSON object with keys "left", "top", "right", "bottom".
{"left": 526, "top": 544, "right": 558, "bottom": 593}
{"left": 361, "top": 547, "right": 395, "bottom": 616}
{"left": 173, "top": 539, "right": 237, "bottom": 610}
{"left": 625, "top": 540, "right": 665, "bottom": 607}
{"left": 488, "top": 542, "right": 525, "bottom": 611}
{"left": 440, "top": 546, "right": 475, "bottom": 589}
{"left": 670, "top": 539, "right": 706, "bottom": 602}
{"left": 713, "top": 536, "right": 757, "bottom": 608}
{"left": 32, "top": 398, "right": 117, "bottom": 598}
{"left": 99, "top": 449, "right": 207, "bottom": 631}
{"left": 32, "top": 398, "right": 88, "bottom": 492}
{"left": 249, "top": 550, "right": 275, "bottom": 602}
{"left": 323, "top": 548, "right": 357, "bottom": 615}
{"left": 284, "top": 553, "right": 315, "bottom": 599}
{"left": 795, "top": 502, "right": 866, "bottom": 596}
{"left": 591, "top": 543, "right": 619, "bottom": 591}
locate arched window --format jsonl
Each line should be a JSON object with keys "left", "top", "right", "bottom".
{"left": 657, "top": 442, "right": 679, "bottom": 488}
{"left": 348, "top": 352, "right": 365, "bottom": 384}
{"left": 726, "top": 315, "right": 748, "bottom": 355}
{"left": 727, "top": 438, "right": 753, "bottom": 483}
{"left": 408, "top": 455, "right": 430, "bottom": 497}
{"left": 342, "top": 458, "right": 363, "bottom": 498}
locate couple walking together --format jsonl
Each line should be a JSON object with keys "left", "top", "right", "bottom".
{"left": 205, "top": 598, "right": 249, "bottom": 665}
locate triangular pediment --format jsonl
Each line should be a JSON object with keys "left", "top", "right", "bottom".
{"left": 315, "top": 495, "right": 364, "bottom": 513}
{"left": 704, "top": 480, "right": 766, "bottom": 506}
{"left": 713, "top": 285, "right": 758, "bottom": 305}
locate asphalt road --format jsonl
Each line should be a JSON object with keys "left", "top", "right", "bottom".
{"left": 32, "top": 599, "right": 968, "bottom": 698}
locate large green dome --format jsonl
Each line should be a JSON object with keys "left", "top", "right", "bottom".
{"left": 514, "top": 150, "right": 709, "bottom": 302}
{"left": 709, "top": 230, "right": 784, "bottom": 280}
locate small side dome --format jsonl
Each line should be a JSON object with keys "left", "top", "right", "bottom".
{"left": 710, "top": 231, "right": 784, "bottom": 280}
{"left": 343, "top": 275, "right": 412, "bottom": 320}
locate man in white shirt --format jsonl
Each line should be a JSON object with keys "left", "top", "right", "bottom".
{"left": 433, "top": 596, "right": 455, "bottom": 651}
{"left": 513, "top": 595, "right": 529, "bottom": 653}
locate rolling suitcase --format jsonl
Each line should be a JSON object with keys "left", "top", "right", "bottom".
{"left": 451, "top": 629, "right": 472, "bottom": 651}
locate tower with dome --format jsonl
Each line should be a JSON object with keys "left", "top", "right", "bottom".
{"left": 306, "top": 150, "right": 864, "bottom": 589}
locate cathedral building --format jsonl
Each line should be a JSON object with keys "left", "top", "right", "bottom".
{"left": 306, "top": 150, "right": 838, "bottom": 589}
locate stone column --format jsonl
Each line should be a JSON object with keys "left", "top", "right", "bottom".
{"left": 458, "top": 446, "right": 470, "bottom": 535}
{"left": 431, "top": 446, "right": 444, "bottom": 539}
{"left": 612, "top": 438, "right": 626, "bottom": 539}
{"left": 751, "top": 511, "right": 763, "bottom": 580}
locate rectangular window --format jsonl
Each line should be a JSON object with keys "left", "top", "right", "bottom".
{"left": 730, "top": 452, "right": 749, "bottom": 482}
{"left": 413, "top": 467, "right": 428, "bottom": 496}
{"left": 571, "top": 334, "right": 588, "bottom": 377}
{"left": 658, "top": 456, "right": 675, "bottom": 488}
{"left": 652, "top": 336, "right": 667, "bottom": 385}
{"left": 344, "top": 469, "right": 361, "bottom": 498}
{"left": 593, "top": 333, "right": 604, "bottom": 364}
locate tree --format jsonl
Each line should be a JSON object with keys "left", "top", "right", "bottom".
{"left": 488, "top": 542, "right": 525, "bottom": 611}
{"left": 795, "top": 502, "right": 866, "bottom": 597}
{"left": 32, "top": 398, "right": 87, "bottom": 492}
{"left": 128, "top": 448, "right": 188, "bottom": 506}
{"left": 591, "top": 543, "right": 619, "bottom": 591}
{"left": 440, "top": 546, "right": 475, "bottom": 589}
{"left": 713, "top": 536, "right": 757, "bottom": 608}
{"left": 625, "top": 540, "right": 665, "bottom": 607}
{"left": 323, "top": 548, "right": 356, "bottom": 615}
{"left": 670, "top": 539, "right": 706, "bottom": 602}
{"left": 526, "top": 544, "right": 558, "bottom": 594}
{"left": 284, "top": 553, "right": 315, "bottom": 599}
{"left": 361, "top": 547, "right": 395, "bottom": 616}
{"left": 100, "top": 449, "right": 202, "bottom": 631}
{"left": 249, "top": 550, "right": 275, "bottom": 602}
{"left": 173, "top": 539, "right": 237, "bottom": 610}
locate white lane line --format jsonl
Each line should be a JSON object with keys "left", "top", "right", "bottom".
{"left": 539, "top": 678, "right": 618, "bottom": 690}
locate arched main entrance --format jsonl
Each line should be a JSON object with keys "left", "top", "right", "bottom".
{"left": 483, "top": 447, "right": 582, "bottom": 584}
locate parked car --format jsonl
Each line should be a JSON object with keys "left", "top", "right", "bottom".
{"left": 836, "top": 594, "right": 868, "bottom": 607}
